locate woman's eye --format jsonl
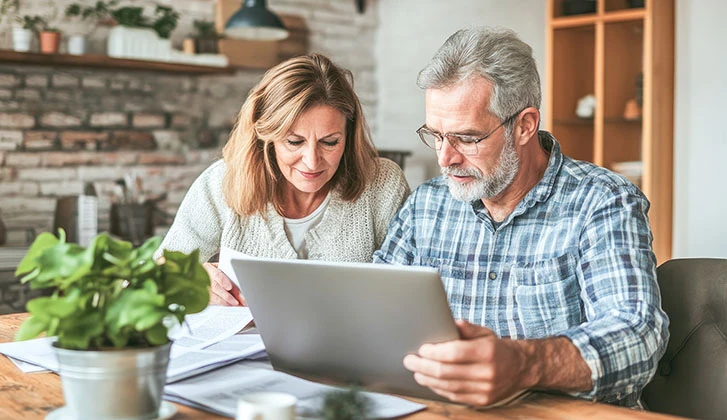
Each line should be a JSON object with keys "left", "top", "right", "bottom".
{"left": 285, "top": 139, "right": 304, "bottom": 147}
{"left": 321, "top": 139, "right": 340, "bottom": 148}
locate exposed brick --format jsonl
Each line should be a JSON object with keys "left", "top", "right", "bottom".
{"left": 5, "top": 152, "right": 42, "bottom": 167}
{"left": 0, "top": 196, "right": 57, "bottom": 213}
{"left": 152, "top": 130, "right": 182, "bottom": 150}
{"left": 0, "top": 101, "right": 20, "bottom": 111}
{"left": 0, "top": 112, "right": 35, "bottom": 128}
{"left": 128, "top": 79, "right": 143, "bottom": 90}
{"left": 52, "top": 74, "right": 79, "bottom": 88}
{"left": 0, "top": 89, "right": 12, "bottom": 99}
{"left": 0, "top": 74, "right": 19, "bottom": 87}
{"left": 24, "top": 131, "right": 58, "bottom": 150}
{"left": 138, "top": 152, "right": 185, "bottom": 165}
{"left": 77, "top": 166, "right": 127, "bottom": 181}
{"left": 60, "top": 131, "right": 109, "bottom": 150}
{"left": 132, "top": 113, "right": 165, "bottom": 128}
{"left": 90, "top": 112, "right": 128, "bottom": 127}
{"left": 40, "top": 112, "right": 82, "bottom": 128}
{"left": 0, "top": 131, "right": 23, "bottom": 150}
{"left": 0, "top": 181, "right": 40, "bottom": 196}
{"left": 82, "top": 76, "right": 107, "bottom": 88}
{"left": 43, "top": 152, "right": 102, "bottom": 167}
{"left": 0, "top": 150, "right": 5, "bottom": 165}
{"left": 98, "top": 151, "right": 139, "bottom": 165}
{"left": 108, "top": 131, "right": 155, "bottom": 150}
{"left": 110, "top": 80, "right": 125, "bottom": 90}
{"left": 198, "top": 128, "right": 216, "bottom": 148}
{"left": 46, "top": 90, "right": 73, "bottom": 102}
{"left": 170, "top": 114, "right": 192, "bottom": 128}
{"left": 39, "top": 180, "right": 84, "bottom": 196}
{"left": 25, "top": 74, "right": 49, "bottom": 87}
{"left": 17, "top": 167, "right": 77, "bottom": 181}
{"left": 15, "top": 89, "right": 41, "bottom": 100}
{"left": 0, "top": 167, "right": 16, "bottom": 181}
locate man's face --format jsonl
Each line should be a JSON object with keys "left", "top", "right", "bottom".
{"left": 424, "top": 77, "right": 520, "bottom": 202}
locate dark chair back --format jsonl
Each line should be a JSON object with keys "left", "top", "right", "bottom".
{"left": 642, "top": 258, "right": 727, "bottom": 420}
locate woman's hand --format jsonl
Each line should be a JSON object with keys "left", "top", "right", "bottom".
{"left": 204, "top": 262, "right": 246, "bottom": 306}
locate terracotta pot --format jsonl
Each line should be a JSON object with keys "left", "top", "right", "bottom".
{"left": 39, "top": 31, "right": 61, "bottom": 54}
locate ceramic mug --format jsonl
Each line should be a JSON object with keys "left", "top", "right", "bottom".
{"left": 236, "top": 392, "right": 297, "bottom": 420}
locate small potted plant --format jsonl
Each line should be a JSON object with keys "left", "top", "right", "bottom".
{"left": 192, "top": 19, "right": 219, "bottom": 54}
{"left": 11, "top": 14, "right": 41, "bottom": 52}
{"left": 64, "top": 0, "right": 119, "bottom": 55}
{"left": 37, "top": 17, "right": 61, "bottom": 54}
{"left": 14, "top": 230, "right": 210, "bottom": 419}
{"left": 106, "top": 5, "right": 179, "bottom": 61}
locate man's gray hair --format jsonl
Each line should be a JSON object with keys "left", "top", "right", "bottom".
{"left": 417, "top": 27, "right": 541, "bottom": 123}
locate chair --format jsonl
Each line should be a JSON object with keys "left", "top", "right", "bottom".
{"left": 642, "top": 258, "right": 727, "bottom": 420}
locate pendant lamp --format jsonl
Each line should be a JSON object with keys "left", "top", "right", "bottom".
{"left": 224, "top": 0, "right": 289, "bottom": 41}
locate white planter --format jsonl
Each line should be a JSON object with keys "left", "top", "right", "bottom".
{"left": 12, "top": 27, "right": 33, "bottom": 52}
{"left": 107, "top": 26, "right": 171, "bottom": 61}
{"left": 67, "top": 34, "right": 87, "bottom": 55}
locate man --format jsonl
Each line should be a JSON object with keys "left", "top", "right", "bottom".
{"left": 373, "top": 27, "right": 668, "bottom": 408}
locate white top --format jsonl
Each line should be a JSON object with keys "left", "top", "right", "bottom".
{"left": 156, "top": 158, "right": 410, "bottom": 263}
{"left": 283, "top": 193, "right": 331, "bottom": 259}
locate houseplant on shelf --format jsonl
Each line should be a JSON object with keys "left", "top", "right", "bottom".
{"left": 191, "top": 19, "right": 220, "bottom": 54}
{"left": 11, "top": 14, "right": 41, "bottom": 52}
{"left": 37, "top": 17, "right": 61, "bottom": 54}
{"left": 106, "top": 5, "right": 179, "bottom": 61}
{"left": 14, "top": 229, "right": 210, "bottom": 419}
{"left": 64, "top": 0, "right": 119, "bottom": 55}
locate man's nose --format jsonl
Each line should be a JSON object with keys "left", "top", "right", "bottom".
{"left": 437, "top": 137, "right": 463, "bottom": 168}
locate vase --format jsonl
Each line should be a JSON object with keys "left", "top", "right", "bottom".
{"left": 11, "top": 27, "right": 33, "bottom": 52}
{"left": 67, "top": 34, "right": 87, "bottom": 55}
{"left": 54, "top": 342, "right": 171, "bottom": 420}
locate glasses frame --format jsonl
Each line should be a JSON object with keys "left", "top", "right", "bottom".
{"left": 416, "top": 109, "right": 523, "bottom": 156}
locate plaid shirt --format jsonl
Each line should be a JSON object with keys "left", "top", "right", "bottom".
{"left": 373, "top": 132, "right": 668, "bottom": 406}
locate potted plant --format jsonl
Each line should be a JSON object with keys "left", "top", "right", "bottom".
{"left": 192, "top": 19, "right": 220, "bottom": 54}
{"left": 151, "top": 5, "right": 179, "bottom": 40}
{"left": 37, "top": 17, "right": 61, "bottom": 54}
{"left": 106, "top": 5, "right": 179, "bottom": 61}
{"left": 64, "top": 0, "right": 119, "bottom": 55}
{"left": 14, "top": 230, "right": 210, "bottom": 419}
{"left": 12, "top": 14, "right": 42, "bottom": 52}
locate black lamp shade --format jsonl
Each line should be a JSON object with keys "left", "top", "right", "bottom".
{"left": 225, "top": 0, "right": 289, "bottom": 41}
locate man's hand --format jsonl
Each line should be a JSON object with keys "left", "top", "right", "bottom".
{"left": 403, "top": 319, "right": 532, "bottom": 406}
{"left": 204, "top": 262, "right": 246, "bottom": 306}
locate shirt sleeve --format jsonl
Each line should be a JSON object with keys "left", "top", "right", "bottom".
{"left": 154, "top": 160, "right": 228, "bottom": 263}
{"left": 373, "top": 186, "right": 418, "bottom": 265}
{"left": 560, "top": 182, "right": 669, "bottom": 403}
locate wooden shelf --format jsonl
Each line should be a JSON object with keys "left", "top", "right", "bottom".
{"left": 0, "top": 50, "right": 235, "bottom": 75}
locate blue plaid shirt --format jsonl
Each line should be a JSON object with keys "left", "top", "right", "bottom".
{"left": 373, "top": 132, "right": 668, "bottom": 407}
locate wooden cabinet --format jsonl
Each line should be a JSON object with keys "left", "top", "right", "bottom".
{"left": 545, "top": 0, "right": 675, "bottom": 263}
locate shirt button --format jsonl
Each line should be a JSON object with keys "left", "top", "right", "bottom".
{"left": 489, "top": 272, "right": 497, "bottom": 280}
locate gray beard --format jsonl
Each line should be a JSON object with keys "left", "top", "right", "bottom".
{"left": 442, "top": 136, "right": 520, "bottom": 202}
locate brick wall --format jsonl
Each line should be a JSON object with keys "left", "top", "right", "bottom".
{"left": 0, "top": 0, "right": 378, "bottom": 246}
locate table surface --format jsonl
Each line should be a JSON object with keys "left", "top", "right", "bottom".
{"left": 0, "top": 312, "right": 684, "bottom": 420}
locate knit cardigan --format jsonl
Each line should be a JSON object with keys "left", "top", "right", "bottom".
{"left": 157, "top": 158, "right": 411, "bottom": 263}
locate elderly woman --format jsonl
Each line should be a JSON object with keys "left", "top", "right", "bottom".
{"left": 158, "top": 53, "right": 410, "bottom": 305}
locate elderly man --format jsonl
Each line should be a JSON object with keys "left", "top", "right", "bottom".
{"left": 374, "top": 27, "right": 668, "bottom": 408}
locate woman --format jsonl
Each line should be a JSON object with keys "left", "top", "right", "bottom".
{"left": 158, "top": 53, "right": 410, "bottom": 305}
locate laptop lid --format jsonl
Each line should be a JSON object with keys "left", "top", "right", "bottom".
{"left": 231, "top": 257, "right": 459, "bottom": 401}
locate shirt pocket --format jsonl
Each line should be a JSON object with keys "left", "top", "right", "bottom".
{"left": 413, "top": 256, "right": 468, "bottom": 307}
{"left": 510, "top": 253, "right": 583, "bottom": 338}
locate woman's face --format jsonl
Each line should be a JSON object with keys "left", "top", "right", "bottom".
{"left": 273, "top": 104, "right": 347, "bottom": 196}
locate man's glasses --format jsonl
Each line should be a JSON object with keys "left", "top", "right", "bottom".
{"left": 416, "top": 110, "right": 522, "bottom": 156}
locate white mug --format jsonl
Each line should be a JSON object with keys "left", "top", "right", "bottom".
{"left": 236, "top": 392, "right": 297, "bottom": 420}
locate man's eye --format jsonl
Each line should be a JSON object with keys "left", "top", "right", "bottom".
{"left": 452, "top": 135, "right": 477, "bottom": 144}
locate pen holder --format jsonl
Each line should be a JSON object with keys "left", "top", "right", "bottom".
{"left": 110, "top": 202, "right": 155, "bottom": 246}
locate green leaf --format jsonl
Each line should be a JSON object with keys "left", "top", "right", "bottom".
{"left": 15, "top": 315, "right": 49, "bottom": 341}
{"left": 56, "top": 311, "right": 105, "bottom": 350}
{"left": 15, "top": 231, "right": 59, "bottom": 277}
{"left": 145, "top": 323, "right": 169, "bottom": 346}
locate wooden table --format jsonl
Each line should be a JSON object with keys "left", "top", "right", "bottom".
{"left": 0, "top": 313, "right": 683, "bottom": 419}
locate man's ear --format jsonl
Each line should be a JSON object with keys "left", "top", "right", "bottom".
{"left": 515, "top": 107, "right": 540, "bottom": 145}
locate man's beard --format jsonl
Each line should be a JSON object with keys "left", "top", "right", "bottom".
{"left": 441, "top": 135, "right": 520, "bottom": 202}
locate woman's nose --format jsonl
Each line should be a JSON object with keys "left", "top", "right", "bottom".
{"left": 301, "top": 144, "right": 320, "bottom": 168}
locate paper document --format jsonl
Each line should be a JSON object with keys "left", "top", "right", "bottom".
{"left": 168, "top": 305, "right": 254, "bottom": 355}
{"left": 165, "top": 360, "right": 426, "bottom": 419}
{"left": 8, "top": 355, "right": 51, "bottom": 373}
{"left": 218, "top": 246, "right": 253, "bottom": 289}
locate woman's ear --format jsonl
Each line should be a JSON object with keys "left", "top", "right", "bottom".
{"left": 515, "top": 107, "right": 540, "bottom": 145}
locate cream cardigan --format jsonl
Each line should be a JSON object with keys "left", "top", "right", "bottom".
{"left": 157, "top": 158, "right": 411, "bottom": 263}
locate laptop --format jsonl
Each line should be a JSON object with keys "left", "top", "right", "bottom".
{"left": 230, "top": 257, "right": 459, "bottom": 401}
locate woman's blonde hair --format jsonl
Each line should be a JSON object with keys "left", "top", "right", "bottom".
{"left": 222, "top": 53, "right": 379, "bottom": 216}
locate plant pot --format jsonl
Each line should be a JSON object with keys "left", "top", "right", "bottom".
{"left": 54, "top": 342, "right": 171, "bottom": 420}
{"left": 194, "top": 37, "right": 219, "bottom": 54}
{"left": 107, "top": 26, "right": 171, "bottom": 61}
{"left": 39, "top": 31, "right": 61, "bottom": 54}
{"left": 12, "top": 27, "right": 33, "bottom": 52}
{"left": 67, "top": 33, "right": 87, "bottom": 55}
